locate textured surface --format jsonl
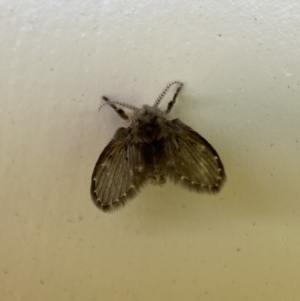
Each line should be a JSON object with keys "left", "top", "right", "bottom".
{"left": 1, "top": 0, "right": 300, "bottom": 300}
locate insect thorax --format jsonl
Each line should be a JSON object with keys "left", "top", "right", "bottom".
{"left": 131, "top": 105, "right": 166, "bottom": 143}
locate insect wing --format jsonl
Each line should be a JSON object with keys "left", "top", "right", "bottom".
{"left": 164, "top": 119, "right": 226, "bottom": 193}
{"left": 91, "top": 127, "right": 149, "bottom": 212}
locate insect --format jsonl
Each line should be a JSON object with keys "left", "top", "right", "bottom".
{"left": 91, "top": 81, "right": 226, "bottom": 212}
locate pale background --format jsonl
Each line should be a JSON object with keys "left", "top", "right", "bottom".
{"left": 1, "top": 0, "right": 300, "bottom": 300}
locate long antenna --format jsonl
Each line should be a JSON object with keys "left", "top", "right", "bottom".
{"left": 154, "top": 81, "right": 183, "bottom": 107}
{"left": 98, "top": 97, "right": 139, "bottom": 112}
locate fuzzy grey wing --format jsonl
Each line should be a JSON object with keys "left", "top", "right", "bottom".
{"left": 164, "top": 119, "right": 226, "bottom": 193}
{"left": 90, "top": 127, "right": 149, "bottom": 212}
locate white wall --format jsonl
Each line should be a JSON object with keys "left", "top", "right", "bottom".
{"left": 1, "top": 1, "right": 300, "bottom": 300}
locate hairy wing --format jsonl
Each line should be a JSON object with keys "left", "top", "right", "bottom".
{"left": 164, "top": 119, "right": 226, "bottom": 193}
{"left": 90, "top": 127, "right": 149, "bottom": 212}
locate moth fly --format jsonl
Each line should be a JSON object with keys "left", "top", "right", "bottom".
{"left": 91, "top": 81, "right": 226, "bottom": 212}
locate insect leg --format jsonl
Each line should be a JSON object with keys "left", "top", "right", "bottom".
{"left": 165, "top": 83, "right": 183, "bottom": 114}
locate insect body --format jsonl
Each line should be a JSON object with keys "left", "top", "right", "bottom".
{"left": 91, "top": 81, "right": 226, "bottom": 212}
